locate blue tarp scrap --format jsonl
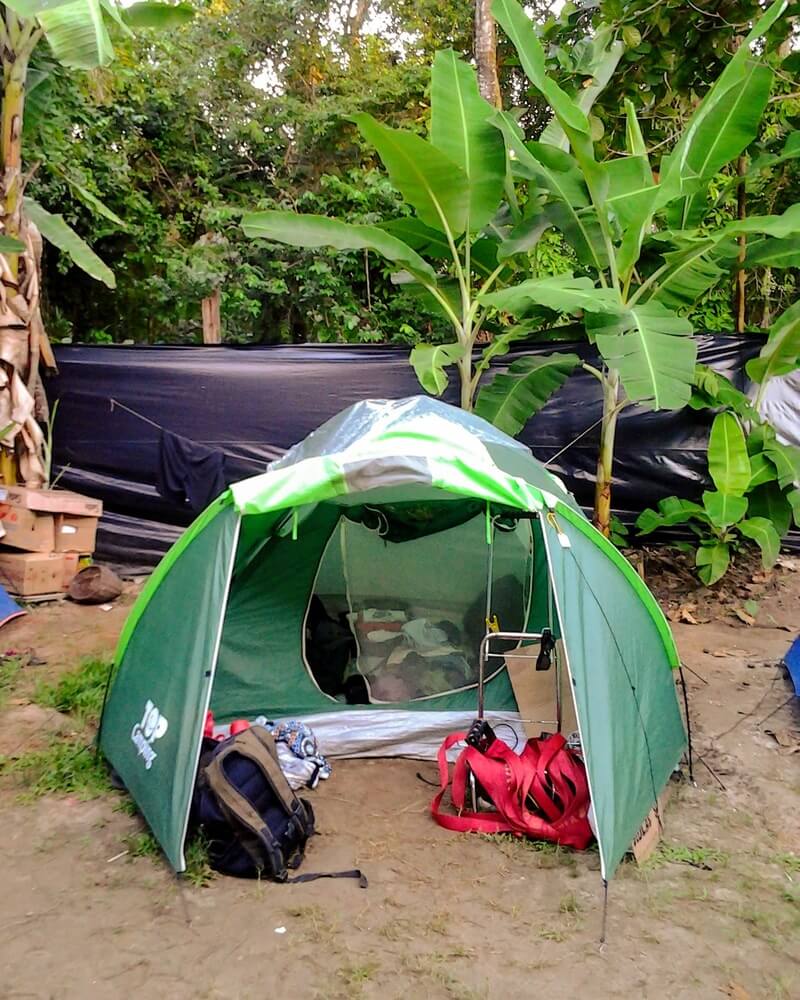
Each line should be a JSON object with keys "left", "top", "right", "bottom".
{"left": 0, "top": 584, "right": 25, "bottom": 629}
{"left": 784, "top": 636, "right": 800, "bottom": 697}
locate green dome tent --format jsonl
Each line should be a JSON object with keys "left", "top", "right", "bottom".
{"left": 100, "top": 397, "right": 686, "bottom": 879}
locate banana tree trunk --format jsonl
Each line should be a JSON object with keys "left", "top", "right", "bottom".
{"left": 0, "top": 32, "right": 47, "bottom": 487}
{"left": 459, "top": 352, "right": 474, "bottom": 411}
{"left": 474, "top": 0, "right": 502, "bottom": 108}
{"left": 592, "top": 369, "right": 620, "bottom": 538}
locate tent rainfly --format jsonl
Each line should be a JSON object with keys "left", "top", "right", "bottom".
{"left": 100, "top": 397, "right": 686, "bottom": 879}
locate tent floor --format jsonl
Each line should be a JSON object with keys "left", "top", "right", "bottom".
{"left": 2, "top": 581, "right": 799, "bottom": 998}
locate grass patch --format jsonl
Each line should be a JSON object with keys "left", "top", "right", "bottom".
{"left": 559, "top": 891, "right": 582, "bottom": 915}
{"left": 288, "top": 904, "right": 338, "bottom": 945}
{"left": 646, "top": 844, "right": 729, "bottom": 870}
{"left": 125, "top": 830, "right": 161, "bottom": 859}
{"left": 1, "top": 659, "right": 116, "bottom": 799}
{"left": 1, "top": 738, "right": 111, "bottom": 799}
{"left": 539, "top": 927, "right": 568, "bottom": 942}
{"left": 774, "top": 852, "right": 800, "bottom": 876}
{"left": 484, "top": 832, "right": 581, "bottom": 870}
{"left": 0, "top": 656, "right": 24, "bottom": 709}
{"left": 183, "top": 832, "right": 216, "bottom": 888}
{"left": 34, "top": 658, "right": 112, "bottom": 725}
{"left": 337, "top": 962, "right": 380, "bottom": 987}
{"left": 124, "top": 828, "right": 216, "bottom": 888}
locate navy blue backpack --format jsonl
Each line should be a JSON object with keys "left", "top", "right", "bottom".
{"left": 193, "top": 725, "right": 366, "bottom": 886}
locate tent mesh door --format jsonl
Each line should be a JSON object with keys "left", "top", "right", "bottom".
{"left": 305, "top": 506, "right": 533, "bottom": 704}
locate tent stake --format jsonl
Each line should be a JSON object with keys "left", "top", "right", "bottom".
{"left": 600, "top": 878, "right": 609, "bottom": 946}
{"left": 677, "top": 664, "right": 694, "bottom": 784}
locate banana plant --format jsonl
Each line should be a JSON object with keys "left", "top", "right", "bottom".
{"left": 243, "top": 0, "right": 797, "bottom": 537}
{"left": 480, "top": 0, "right": 799, "bottom": 536}
{"left": 241, "top": 46, "right": 594, "bottom": 419}
{"left": 746, "top": 299, "right": 800, "bottom": 412}
{"left": 636, "top": 403, "right": 799, "bottom": 585}
{"left": 0, "top": 0, "right": 192, "bottom": 482}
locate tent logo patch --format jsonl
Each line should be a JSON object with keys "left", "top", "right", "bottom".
{"left": 131, "top": 700, "right": 169, "bottom": 770}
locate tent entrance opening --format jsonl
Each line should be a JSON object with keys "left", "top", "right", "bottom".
{"left": 305, "top": 504, "right": 535, "bottom": 704}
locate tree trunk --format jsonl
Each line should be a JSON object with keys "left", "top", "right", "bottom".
{"left": 592, "top": 370, "right": 620, "bottom": 538}
{"left": 201, "top": 288, "right": 221, "bottom": 343}
{"left": 459, "top": 352, "right": 474, "bottom": 411}
{"left": 475, "top": 0, "right": 502, "bottom": 108}
{"left": 0, "top": 30, "right": 47, "bottom": 487}
{"left": 345, "top": 0, "right": 371, "bottom": 44}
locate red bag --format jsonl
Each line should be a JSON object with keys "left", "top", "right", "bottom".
{"left": 431, "top": 731, "right": 593, "bottom": 850}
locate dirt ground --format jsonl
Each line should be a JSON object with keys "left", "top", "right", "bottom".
{"left": 0, "top": 560, "right": 799, "bottom": 1000}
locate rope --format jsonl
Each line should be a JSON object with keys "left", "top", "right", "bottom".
{"left": 544, "top": 414, "right": 604, "bottom": 468}
{"left": 109, "top": 397, "right": 163, "bottom": 431}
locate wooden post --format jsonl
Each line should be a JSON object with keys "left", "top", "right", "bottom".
{"left": 201, "top": 288, "right": 221, "bottom": 344}
{"left": 735, "top": 156, "right": 747, "bottom": 333}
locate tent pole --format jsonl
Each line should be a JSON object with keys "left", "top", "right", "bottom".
{"left": 176, "top": 512, "right": 242, "bottom": 872}
{"left": 539, "top": 513, "right": 609, "bottom": 883}
{"left": 544, "top": 517, "right": 562, "bottom": 733}
{"left": 478, "top": 505, "right": 496, "bottom": 719}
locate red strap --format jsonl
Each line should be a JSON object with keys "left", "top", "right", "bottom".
{"left": 430, "top": 733, "right": 517, "bottom": 834}
{"left": 430, "top": 731, "right": 594, "bottom": 850}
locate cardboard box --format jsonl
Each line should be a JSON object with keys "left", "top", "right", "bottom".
{"left": 61, "top": 552, "right": 79, "bottom": 589}
{"left": 0, "top": 551, "right": 77, "bottom": 596}
{"left": 0, "top": 486, "right": 102, "bottom": 518}
{"left": 0, "top": 504, "right": 55, "bottom": 553}
{"left": 54, "top": 514, "right": 98, "bottom": 554}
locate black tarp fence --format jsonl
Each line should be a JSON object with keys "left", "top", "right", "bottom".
{"left": 48, "top": 336, "right": 763, "bottom": 569}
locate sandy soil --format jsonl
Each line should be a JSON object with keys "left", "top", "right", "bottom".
{"left": 0, "top": 564, "right": 798, "bottom": 1000}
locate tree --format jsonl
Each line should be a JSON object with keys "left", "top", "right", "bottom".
{"left": 0, "top": 0, "right": 192, "bottom": 483}
{"left": 243, "top": 0, "right": 800, "bottom": 538}
{"left": 26, "top": 0, "right": 481, "bottom": 345}
{"left": 484, "top": 0, "right": 800, "bottom": 535}
{"left": 537, "top": 0, "right": 800, "bottom": 332}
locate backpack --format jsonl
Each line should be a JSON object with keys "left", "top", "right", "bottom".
{"left": 431, "top": 728, "right": 593, "bottom": 851}
{"left": 193, "top": 726, "right": 366, "bottom": 886}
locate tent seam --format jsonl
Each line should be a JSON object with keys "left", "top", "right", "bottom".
{"left": 112, "top": 491, "right": 234, "bottom": 668}
{"left": 539, "top": 518, "right": 609, "bottom": 883}
{"left": 552, "top": 501, "right": 680, "bottom": 668}
{"left": 176, "top": 511, "right": 242, "bottom": 871}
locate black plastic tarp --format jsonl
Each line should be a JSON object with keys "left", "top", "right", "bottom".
{"left": 47, "top": 336, "right": 762, "bottom": 568}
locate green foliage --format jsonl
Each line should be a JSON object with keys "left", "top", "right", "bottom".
{"left": 1, "top": 740, "right": 112, "bottom": 800}
{"left": 125, "top": 829, "right": 161, "bottom": 858}
{"left": 124, "top": 824, "right": 215, "bottom": 885}
{"left": 183, "top": 831, "right": 216, "bottom": 888}
{"left": 0, "top": 656, "right": 24, "bottom": 710}
{"left": 410, "top": 342, "right": 465, "bottom": 395}
{"left": 34, "top": 657, "right": 112, "bottom": 726}
{"left": 647, "top": 843, "right": 729, "bottom": 869}
{"left": 747, "top": 300, "right": 800, "bottom": 385}
{"left": 473, "top": 352, "right": 580, "bottom": 436}
{"left": 637, "top": 380, "right": 799, "bottom": 584}
{"left": 27, "top": 0, "right": 463, "bottom": 344}
{"left": 540, "top": 0, "right": 800, "bottom": 330}
{"left": 609, "top": 514, "right": 629, "bottom": 548}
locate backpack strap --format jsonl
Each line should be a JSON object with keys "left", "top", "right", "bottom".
{"left": 287, "top": 869, "right": 369, "bottom": 888}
